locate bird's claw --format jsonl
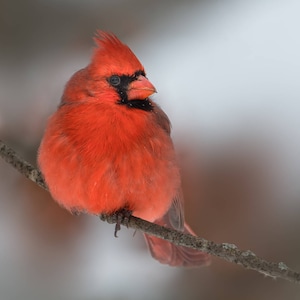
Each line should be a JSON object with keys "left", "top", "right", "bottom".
{"left": 100, "top": 210, "right": 132, "bottom": 237}
{"left": 114, "top": 209, "right": 132, "bottom": 237}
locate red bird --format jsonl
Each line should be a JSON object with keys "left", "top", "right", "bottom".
{"left": 38, "top": 31, "right": 210, "bottom": 267}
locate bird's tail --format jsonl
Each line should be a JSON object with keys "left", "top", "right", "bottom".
{"left": 144, "top": 219, "right": 210, "bottom": 267}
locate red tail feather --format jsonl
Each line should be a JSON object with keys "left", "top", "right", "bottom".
{"left": 144, "top": 221, "right": 210, "bottom": 267}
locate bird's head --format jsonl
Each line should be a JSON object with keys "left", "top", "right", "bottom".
{"left": 82, "top": 31, "right": 157, "bottom": 110}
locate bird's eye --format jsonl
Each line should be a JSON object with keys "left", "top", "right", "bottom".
{"left": 109, "top": 75, "right": 121, "bottom": 86}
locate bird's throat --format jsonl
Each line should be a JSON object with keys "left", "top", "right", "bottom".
{"left": 118, "top": 98, "right": 153, "bottom": 112}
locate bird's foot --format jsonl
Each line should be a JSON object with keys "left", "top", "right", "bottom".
{"left": 114, "top": 209, "right": 132, "bottom": 237}
{"left": 99, "top": 209, "right": 132, "bottom": 237}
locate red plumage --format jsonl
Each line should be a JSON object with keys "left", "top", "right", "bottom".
{"left": 38, "top": 31, "right": 210, "bottom": 267}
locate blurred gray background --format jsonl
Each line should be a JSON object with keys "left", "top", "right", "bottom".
{"left": 1, "top": 0, "right": 300, "bottom": 299}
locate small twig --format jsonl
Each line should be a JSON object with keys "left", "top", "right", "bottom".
{"left": 1, "top": 139, "right": 299, "bottom": 283}
{"left": 0, "top": 140, "right": 47, "bottom": 190}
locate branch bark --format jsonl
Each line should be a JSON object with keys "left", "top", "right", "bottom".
{"left": 1, "top": 139, "right": 299, "bottom": 283}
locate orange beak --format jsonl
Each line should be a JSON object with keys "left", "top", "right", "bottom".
{"left": 127, "top": 75, "right": 157, "bottom": 100}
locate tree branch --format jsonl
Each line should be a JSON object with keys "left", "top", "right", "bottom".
{"left": 1, "top": 139, "right": 299, "bottom": 283}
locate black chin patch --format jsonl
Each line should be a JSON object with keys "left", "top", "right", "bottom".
{"left": 108, "top": 70, "right": 153, "bottom": 112}
{"left": 118, "top": 98, "right": 153, "bottom": 111}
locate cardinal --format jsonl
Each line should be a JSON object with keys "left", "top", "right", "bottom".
{"left": 38, "top": 31, "right": 210, "bottom": 267}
